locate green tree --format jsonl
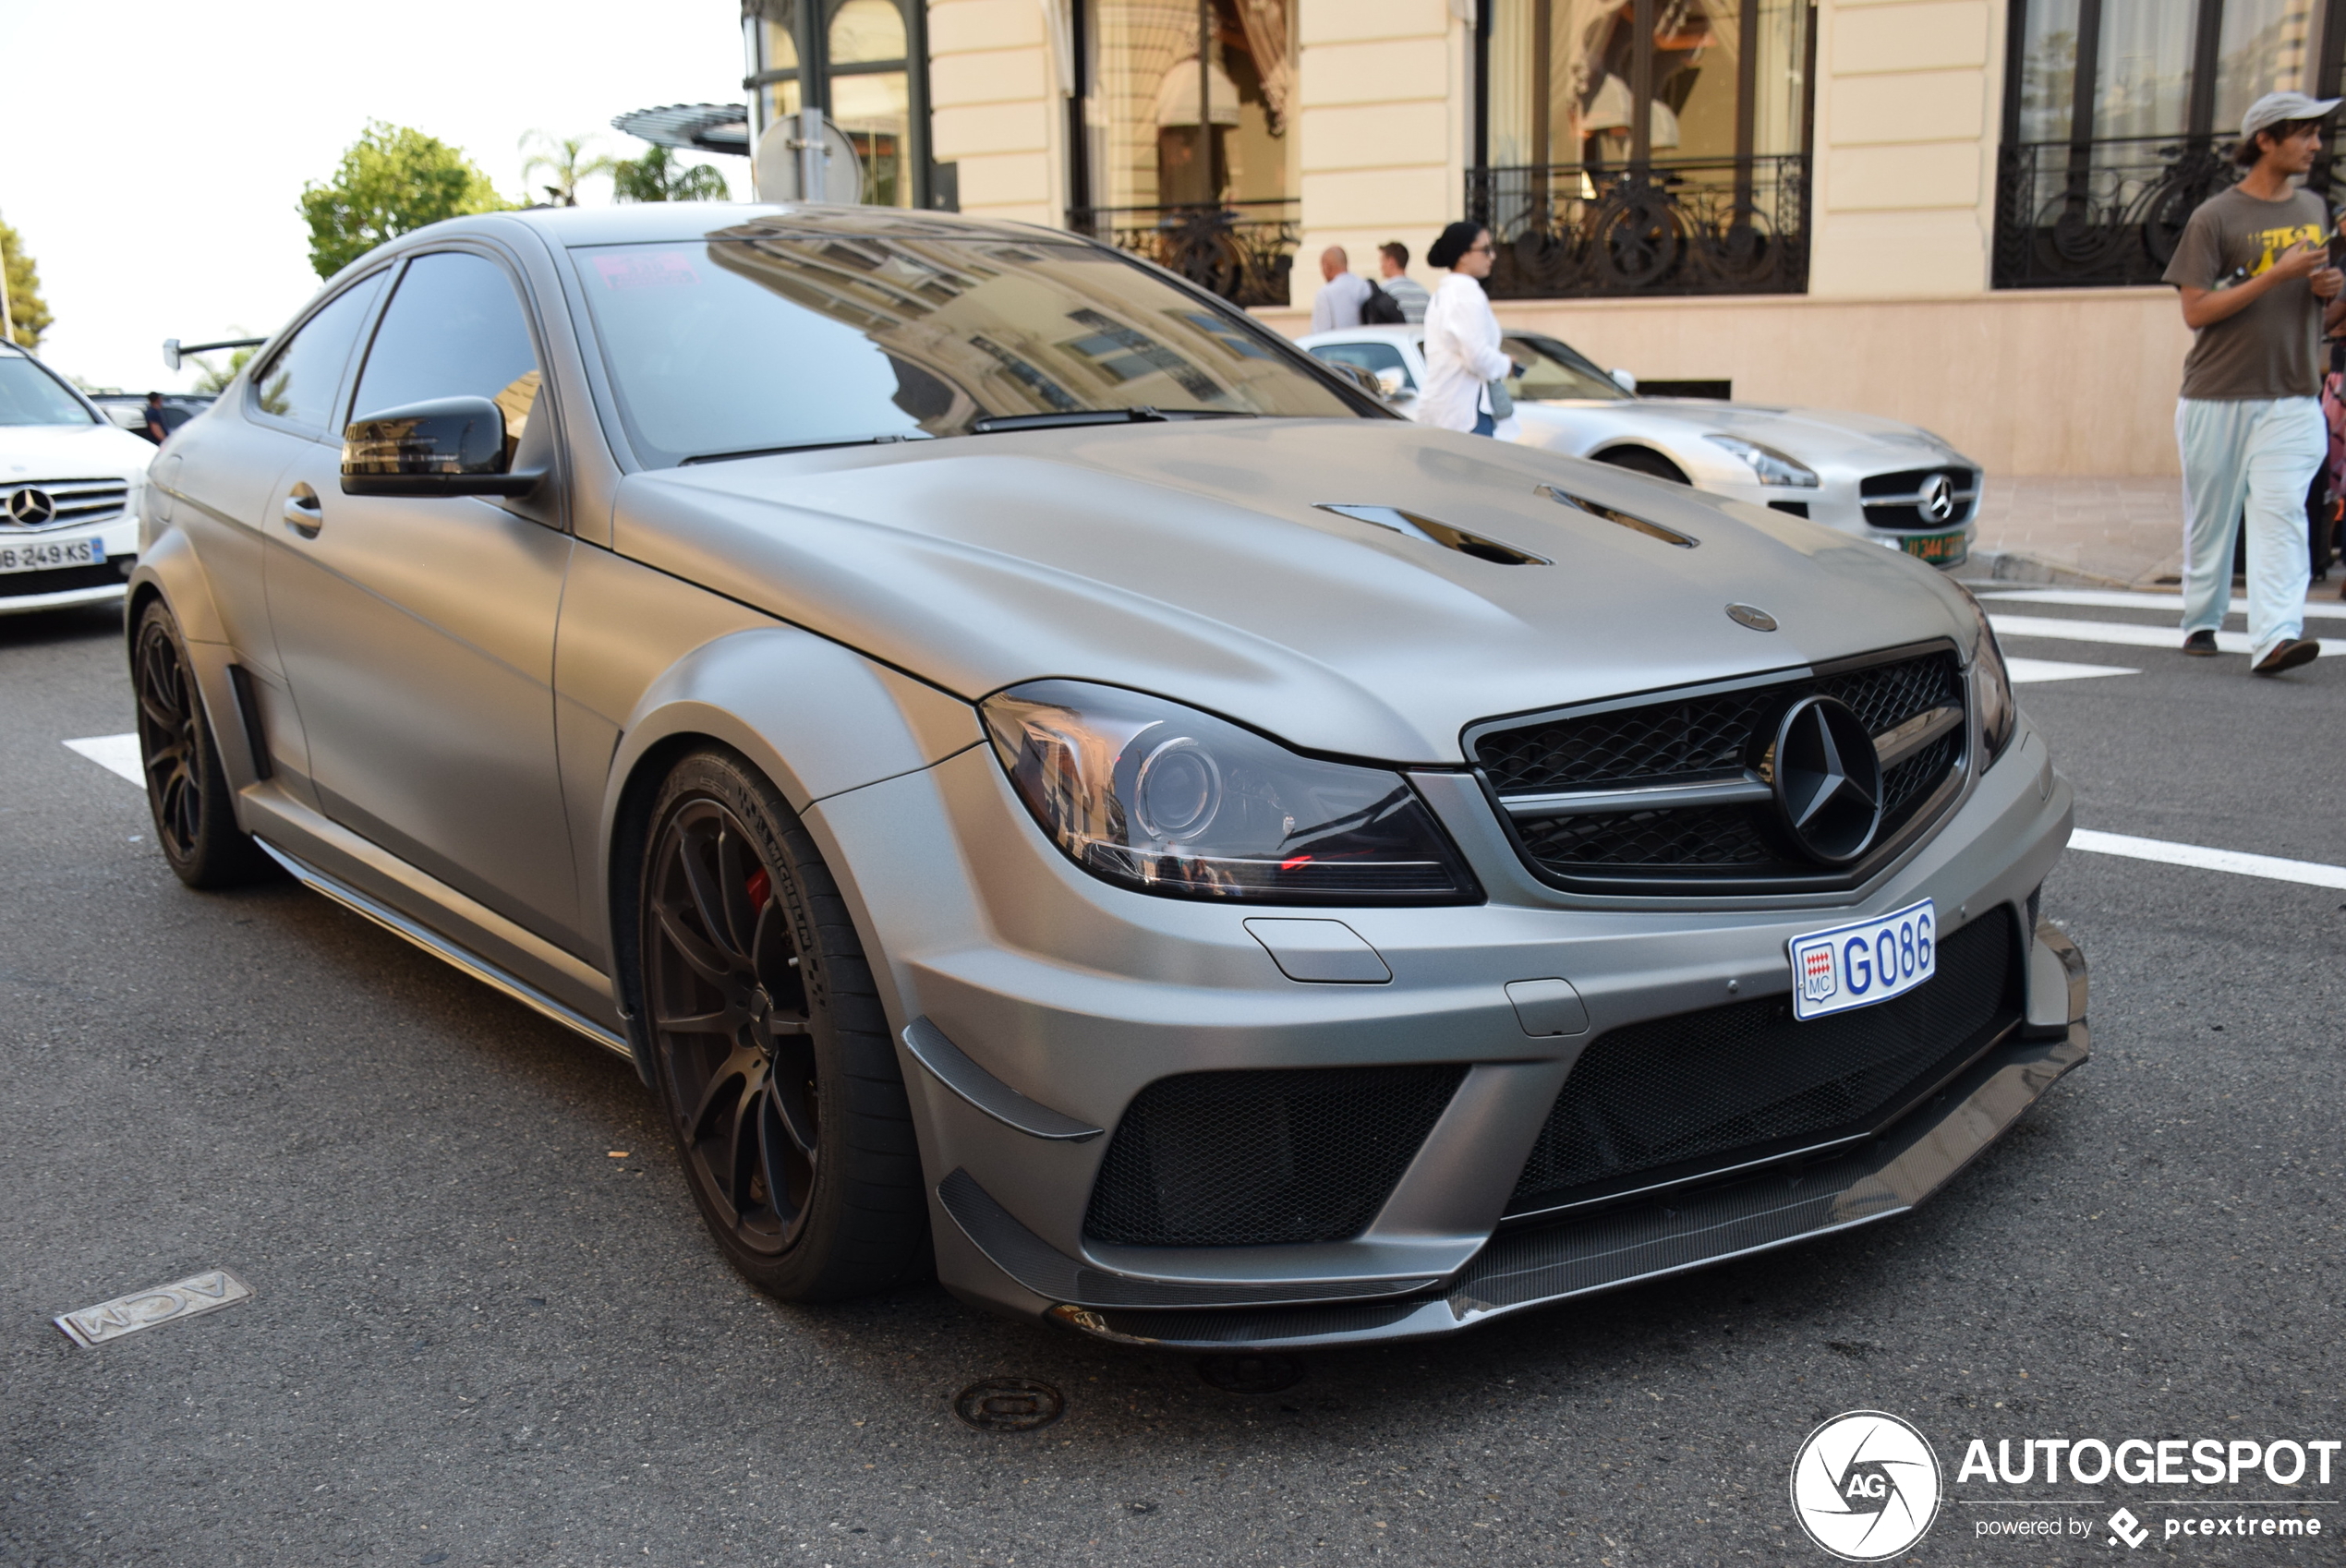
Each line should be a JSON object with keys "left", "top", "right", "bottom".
{"left": 520, "top": 131, "right": 619, "bottom": 207}
{"left": 187, "top": 344, "right": 257, "bottom": 394}
{"left": 611, "top": 145, "right": 732, "bottom": 203}
{"left": 0, "top": 213, "right": 54, "bottom": 350}
{"left": 298, "top": 122, "right": 511, "bottom": 279}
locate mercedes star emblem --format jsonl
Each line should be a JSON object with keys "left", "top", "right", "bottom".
{"left": 1771, "top": 695, "right": 1884, "bottom": 864}
{"left": 1919, "top": 473, "right": 1956, "bottom": 524}
{"left": 6, "top": 487, "right": 56, "bottom": 526}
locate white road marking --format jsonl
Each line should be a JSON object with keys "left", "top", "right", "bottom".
{"left": 64, "top": 733, "right": 143, "bottom": 785}
{"left": 1989, "top": 614, "right": 2346, "bottom": 657}
{"left": 1981, "top": 587, "right": 2346, "bottom": 621}
{"left": 2070, "top": 828, "right": 2346, "bottom": 889}
{"left": 2006, "top": 657, "right": 2137, "bottom": 684}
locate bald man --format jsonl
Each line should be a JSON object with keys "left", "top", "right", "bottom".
{"left": 1310, "top": 246, "right": 1372, "bottom": 332}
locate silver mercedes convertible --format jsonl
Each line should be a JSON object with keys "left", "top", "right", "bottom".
{"left": 131, "top": 204, "right": 2087, "bottom": 1351}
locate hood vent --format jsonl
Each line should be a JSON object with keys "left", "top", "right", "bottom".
{"left": 1536, "top": 484, "right": 1699, "bottom": 549}
{"left": 1315, "top": 504, "right": 1551, "bottom": 566}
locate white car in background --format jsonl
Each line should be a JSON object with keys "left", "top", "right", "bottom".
{"left": 0, "top": 342, "right": 149, "bottom": 614}
{"left": 1298, "top": 324, "right": 1981, "bottom": 571}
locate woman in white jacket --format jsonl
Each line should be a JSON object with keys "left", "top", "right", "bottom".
{"left": 1419, "top": 221, "right": 1514, "bottom": 437}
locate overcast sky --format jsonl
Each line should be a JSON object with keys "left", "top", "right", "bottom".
{"left": 1, "top": 0, "right": 746, "bottom": 392}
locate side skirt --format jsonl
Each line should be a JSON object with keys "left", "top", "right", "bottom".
{"left": 253, "top": 838, "right": 633, "bottom": 1062}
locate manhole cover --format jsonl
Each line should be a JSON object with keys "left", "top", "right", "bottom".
{"left": 953, "top": 1378, "right": 1065, "bottom": 1432}
{"left": 1195, "top": 1353, "right": 1303, "bottom": 1393}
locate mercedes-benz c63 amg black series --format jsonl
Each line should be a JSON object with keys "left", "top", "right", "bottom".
{"left": 130, "top": 203, "right": 2086, "bottom": 1350}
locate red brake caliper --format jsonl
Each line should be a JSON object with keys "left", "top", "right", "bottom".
{"left": 745, "top": 867, "right": 771, "bottom": 910}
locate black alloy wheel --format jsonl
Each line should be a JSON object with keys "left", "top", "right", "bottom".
{"left": 131, "top": 599, "right": 272, "bottom": 888}
{"left": 635, "top": 749, "right": 925, "bottom": 1300}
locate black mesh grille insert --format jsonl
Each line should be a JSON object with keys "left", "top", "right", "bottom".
{"left": 1084, "top": 1066, "right": 1467, "bottom": 1248}
{"left": 1506, "top": 909, "right": 2019, "bottom": 1213}
{"left": 1472, "top": 650, "right": 1965, "bottom": 888}
{"left": 0, "top": 560, "right": 125, "bottom": 597}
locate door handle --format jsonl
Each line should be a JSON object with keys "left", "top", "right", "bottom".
{"left": 282, "top": 488, "right": 322, "bottom": 539}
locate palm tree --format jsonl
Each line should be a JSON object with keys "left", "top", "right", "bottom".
{"left": 611, "top": 145, "right": 732, "bottom": 203}
{"left": 187, "top": 345, "right": 256, "bottom": 394}
{"left": 520, "top": 131, "right": 619, "bottom": 207}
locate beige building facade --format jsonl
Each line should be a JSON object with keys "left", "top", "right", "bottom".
{"left": 845, "top": 0, "right": 2342, "bottom": 496}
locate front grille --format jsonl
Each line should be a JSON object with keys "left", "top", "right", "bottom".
{"left": 1084, "top": 1065, "right": 1466, "bottom": 1248}
{"left": 0, "top": 479, "right": 129, "bottom": 531}
{"left": 1859, "top": 467, "right": 1977, "bottom": 531}
{"left": 1506, "top": 908, "right": 2020, "bottom": 1215}
{"left": 0, "top": 561, "right": 127, "bottom": 597}
{"left": 1470, "top": 648, "right": 1965, "bottom": 892}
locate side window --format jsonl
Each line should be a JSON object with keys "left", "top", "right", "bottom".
{"left": 352, "top": 253, "right": 542, "bottom": 445}
{"left": 1309, "top": 341, "right": 1416, "bottom": 392}
{"left": 250, "top": 271, "right": 388, "bottom": 433}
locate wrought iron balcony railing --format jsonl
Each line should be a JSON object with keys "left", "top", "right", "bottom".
{"left": 1466, "top": 155, "right": 1811, "bottom": 299}
{"left": 1994, "top": 136, "right": 2238, "bottom": 289}
{"left": 1069, "top": 199, "right": 1301, "bottom": 309}
{"left": 1993, "top": 136, "right": 2346, "bottom": 289}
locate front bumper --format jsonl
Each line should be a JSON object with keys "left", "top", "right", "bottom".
{"left": 1708, "top": 474, "right": 1978, "bottom": 570}
{"left": 1051, "top": 1008, "right": 2086, "bottom": 1349}
{"left": 805, "top": 707, "right": 2081, "bottom": 1351}
{"left": 0, "top": 515, "right": 139, "bottom": 615}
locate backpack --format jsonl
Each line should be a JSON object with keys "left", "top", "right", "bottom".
{"left": 1359, "top": 282, "right": 1407, "bottom": 325}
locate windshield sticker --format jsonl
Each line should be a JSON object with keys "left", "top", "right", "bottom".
{"left": 595, "top": 252, "right": 701, "bottom": 290}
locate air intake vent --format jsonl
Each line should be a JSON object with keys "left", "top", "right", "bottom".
{"left": 1084, "top": 1065, "right": 1466, "bottom": 1248}
{"left": 1536, "top": 484, "right": 1699, "bottom": 548}
{"left": 1316, "top": 504, "right": 1549, "bottom": 565}
{"left": 1507, "top": 908, "right": 2019, "bottom": 1214}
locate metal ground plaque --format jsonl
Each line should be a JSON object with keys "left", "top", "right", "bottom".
{"left": 54, "top": 1270, "right": 252, "bottom": 1347}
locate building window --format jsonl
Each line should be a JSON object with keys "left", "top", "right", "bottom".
{"left": 1067, "top": 0, "right": 1300, "bottom": 307}
{"left": 1994, "top": 0, "right": 2346, "bottom": 287}
{"left": 1470, "top": 0, "right": 1817, "bottom": 298}
{"left": 744, "top": 0, "right": 933, "bottom": 209}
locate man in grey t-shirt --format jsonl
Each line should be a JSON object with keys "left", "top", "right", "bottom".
{"left": 2162, "top": 90, "right": 2345, "bottom": 674}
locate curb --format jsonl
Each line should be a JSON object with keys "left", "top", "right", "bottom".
{"left": 1962, "top": 548, "right": 2150, "bottom": 592}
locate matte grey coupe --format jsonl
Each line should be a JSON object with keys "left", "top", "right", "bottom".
{"left": 131, "top": 203, "right": 2087, "bottom": 1351}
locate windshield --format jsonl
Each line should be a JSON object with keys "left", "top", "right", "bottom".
{"left": 0, "top": 356, "right": 99, "bottom": 427}
{"left": 1498, "top": 333, "right": 1633, "bottom": 404}
{"left": 572, "top": 234, "right": 1358, "bottom": 466}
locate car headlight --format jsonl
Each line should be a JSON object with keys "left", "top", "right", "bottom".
{"left": 981, "top": 681, "right": 1480, "bottom": 904}
{"left": 1704, "top": 434, "right": 1820, "bottom": 488}
{"left": 1952, "top": 582, "right": 2016, "bottom": 766}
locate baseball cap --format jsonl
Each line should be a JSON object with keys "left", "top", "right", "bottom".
{"left": 2241, "top": 90, "right": 2343, "bottom": 142}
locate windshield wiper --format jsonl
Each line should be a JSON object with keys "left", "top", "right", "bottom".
{"left": 967, "top": 406, "right": 1257, "bottom": 434}
{"left": 681, "top": 432, "right": 933, "bottom": 465}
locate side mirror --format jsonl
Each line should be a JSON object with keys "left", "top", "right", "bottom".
{"left": 1610, "top": 368, "right": 1639, "bottom": 393}
{"left": 341, "top": 396, "right": 539, "bottom": 497}
{"left": 1319, "top": 357, "right": 1390, "bottom": 403}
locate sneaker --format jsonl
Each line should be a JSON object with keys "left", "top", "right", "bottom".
{"left": 2181, "top": 629, "right": 2219, "bottom": 657}
{"left": 2252, "top": 638, "right": 2321, "bottom": 675}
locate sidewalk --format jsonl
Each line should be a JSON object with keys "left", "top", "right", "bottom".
{"left": 1968, "top": 476, "right": 2187, "bottom": 588}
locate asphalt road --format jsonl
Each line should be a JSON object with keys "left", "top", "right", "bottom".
{"left": 3, "top": 587, "right": 2341, "bottom": 1567}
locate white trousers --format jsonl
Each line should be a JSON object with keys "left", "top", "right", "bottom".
{"left": 2175, "top": 396, "right": 2323, "bottom": 662}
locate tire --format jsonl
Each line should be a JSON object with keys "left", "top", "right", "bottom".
{"left": 634, "top": 747, "right": 927, "bottom": 1301}
{"left": 131, "top": 599, "right": 275, "bottom": 889}
{"left": 1595, "top": 447, "right": 1691, "bottom": 485}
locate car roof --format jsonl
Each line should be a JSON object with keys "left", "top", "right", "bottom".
{"left": 398, "top": 201, "right": 1086, "bottom": 253}
{"left": 1298, "top": 325, "right": 1422, "bottom": 344}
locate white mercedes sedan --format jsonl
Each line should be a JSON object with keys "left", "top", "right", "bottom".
{"left": 1298, "top": 324, "right": 1980, "bottom": 571}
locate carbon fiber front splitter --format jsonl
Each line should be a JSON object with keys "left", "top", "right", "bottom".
{"left": 1043, "top": 1019, "right": 2089, "bottom": 1352}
